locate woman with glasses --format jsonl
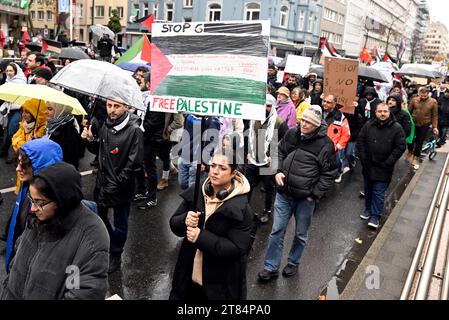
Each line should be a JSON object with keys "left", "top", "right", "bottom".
{"left": 1, "top": 139, "right": 62, "bottom": 273}
{"left": 1, "top": 162, "right": 109, "bottom": 300}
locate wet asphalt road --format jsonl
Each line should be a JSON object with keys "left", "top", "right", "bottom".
{"left": 0, "top": 150, "right": 413, "bottom": 300}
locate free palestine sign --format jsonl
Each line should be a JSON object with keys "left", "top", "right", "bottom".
{"left": 149, "top": 20, "right": 270, "bottom": 121}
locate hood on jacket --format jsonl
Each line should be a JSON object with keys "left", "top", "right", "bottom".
{"left": 6, "top": 63, "right": 26, "bottom": 84}
{"left": 20, "top": 138, "right": 63, "bottom": 175}
{"left": 312, "top": 79, "right": 323, "bottom": 91}
{"left": 202, "top": 171, "right": 251, "bottom": 204}
{"left": 362, "top": 87, "right": 379, "bottom": 100}
{"left": 22, "top": 99, "right": 47, "bottom": 126}
{"left": 387, "top": 93, "right": 402, "bottom": 113}
{"left": 34, "top": 162, "right": 83, "bottom": 218}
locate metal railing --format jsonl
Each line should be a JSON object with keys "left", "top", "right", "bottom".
{"left": 401, "top": 153, "right": 449, "bottom": 300}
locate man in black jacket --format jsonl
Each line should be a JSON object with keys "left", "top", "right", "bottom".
{"left": 258, "top": 105, "right": 338, "bottom": 281}
{"left": 357, "top": 103, "right": 406, "bottom": 229}
{"left": 437, "top": 88, "right": 449, "bottom": 146}
{"left": 97, "top": 34, "right": 114, "bottom": 62}
{"left": 81, "top": 98, "right": 143, "bottom": 273}
{"left": 358, "top": 87, "right": 383, "bottom": 123}
{"left": 387, "top": 93, "right": 412, "bottom": 139}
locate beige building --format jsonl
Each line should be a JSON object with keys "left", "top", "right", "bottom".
{"left": 320, "top": 0, "right": 347, "bottom": 50}
{"left": 29, "top": 0, "right": 128, "bottom": 43}
{"left": 29, "top": 0, "right": 57, "bottom": 39}
{"left": 422, "top": 21, "right": 449, "bottom": 63}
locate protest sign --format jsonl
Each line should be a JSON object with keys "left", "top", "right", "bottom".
{"left": 284, "top": 55, "right": 311, "bottom": 76}
{"left": 323, "top": 57, "right": 358, "bottom": 114}
{"left": 150, "top": 21, "right": 270, "bottom": 121}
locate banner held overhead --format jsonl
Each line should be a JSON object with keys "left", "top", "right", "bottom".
{"left": 150, "top": 20, "right": 270, "bottom": 121}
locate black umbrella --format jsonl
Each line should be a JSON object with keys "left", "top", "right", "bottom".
{"left": 59, "top": 47, "right": 90, "bottom": 60}
{"left": 358, "top": 65, "right": 389, "bottom": 83}
{"left": 25, "top": 42, "right": 42, "bottom": 52}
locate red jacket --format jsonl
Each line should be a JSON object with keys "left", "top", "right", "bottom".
{"left": 324, "top": 108, "right": 351, "bottom": 151}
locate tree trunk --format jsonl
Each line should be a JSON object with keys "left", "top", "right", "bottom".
{"left": 27, "top": 0, "right": 36, "bottom": 36}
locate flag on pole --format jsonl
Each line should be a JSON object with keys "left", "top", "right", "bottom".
{"left": 328, "top": 43, "right": 341, "bottom": 57}
{"left": 135, "top": 13, "right": 155, "bottom": 32}
{"left": 41, "top": 39, "right": 62, "bottom": 54}
{"left": 397, "top": 38, "right": 406, "bottom": 59}
{"left": 115, "top": 36, "right": 151, "bottom": 64}
{"left": 360, "top": 48, "right": 373, "bottom": 64}
{"left": 372, "top": 47, "right": 381, "bottom": 63}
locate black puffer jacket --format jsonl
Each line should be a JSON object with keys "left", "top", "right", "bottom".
{"left": 387, "top": 93, "right": 412, "bottom": 138}
{"left": 93, "top": 112, "right": 144, "bottom": 207}
{"left": 275, "top": 125, "right": 338, "bottom": 200}
{"left": 438, "top": 95, "right": 449, "bottom": 127}
{"left": 49, "top": 120, "right": 81, "bottom": 169}
{"left": 1, "top": 162, "right": 109, "bottom": 300}
{"left": 143, "top": 109, "right": 166, "bottom": 143}
{"left": 357, "top": 116, "right": 406, "bottom": 182}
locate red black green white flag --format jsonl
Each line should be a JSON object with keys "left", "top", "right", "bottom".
{"left": 149, "top": 20, "right": 270, "bottom": 121}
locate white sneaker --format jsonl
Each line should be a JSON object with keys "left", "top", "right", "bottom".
{"left": 342, "top": 167, "right": 351, "bottom": 175}
{"left": 335, "top": 175, "right": 343, "bottom": 183}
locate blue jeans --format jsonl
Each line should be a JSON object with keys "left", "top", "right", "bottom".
{"left": 363, "top": 176, "right": 389, "bottom": 219}
{"left": 178, "top": 158, "right": 206, "bottom": 190}
{"left": 97, "top": 203, "right": 130, "bottom": 256}
{"left": 336, "top": 149, "right": 346, "bottom": 175}
{"left": 345, "top": 142, "right": 356, "bottom": 168}
{"left": 263, "top": 192, "right": 316, "bottom": 271}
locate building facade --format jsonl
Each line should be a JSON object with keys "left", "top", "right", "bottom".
{"left": 125, "top": 0, "right": 324, "bottom": 57}
{"left": 0, "top": 0, "right": 28, "bottom": 51}
{"left": 342, "top": 0, "right": 422, "bottom": 62}
{"left": 28, "top": 0, "right": 129, "bottom": 44}
{"left": 422, "top": 21, "right": 449, "bottom": 64}
{"left": 319, "top": 0, "right": 347, "bottom": 51}
{"left": 410, "top": 0, "right": 430, "bottom": 63}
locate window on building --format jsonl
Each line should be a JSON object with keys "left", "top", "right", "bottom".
{"left": 335, "top": 34, "right": 342, "bottom": 44}
{"left": 184, "top": 17, "right": 192, "bottom": 22}
{"left": 143, "top": 3, "right": 149, "bottom": 17}
{"left": 308, "top": 15, "right": 316, "bottom": 33}
{"left": 279, "top": 6, "right": 289, "bottom": 28}
{"left": 337, "top": 14, "right": 344, "bottom": 24}
{"left": 47, "top": 11, "right": 52, "bottom": 20}
{"left": 245, "top": 3, "right": 260, "bottom": 21}
{"left": 298, "top": 10, "right": 305, "bottom": 31}
{"left": 184, "top": 0, "right": 193, "bottom": 7}
{"left": 208, "top": 3, "right": 221, "bottom": 21}
{"left": 79, "top": 4, "right": 83, "bottom": 18}
{"left": 38, "top": 11, "right": 44, "bottom": 20}
{"left": 153, "top": 3, "right": 158, "bottom": 19}
{"left": 321, "top": 31, "right": 329, "bottom": 38}
{"left": 31, "top": 11, "right": 36, "bottom": 20}
{"left": 166, "top": 3, "right": 174, "bottom": 22}
{"left": 324, "top": 8, "right": 335, "bottom": 21}
{"left": 117, "top": 7, "right": 124, "bottom": 18}
{"left": 133, "top": 3, "right": 140, "bottom": 18}
{"left": 95, "top": 6, "right": 105, "bottom": 18}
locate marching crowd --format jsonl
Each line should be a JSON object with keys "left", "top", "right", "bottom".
{"left": 0, "top": 52, "right": 447, "bottom": 300}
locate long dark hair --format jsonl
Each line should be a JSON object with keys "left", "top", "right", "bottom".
{"left": 27, "top": 176, "right": 65, "bottom": 237}
{"left": 7, "top": 63, "right": 18, "bottom": 76}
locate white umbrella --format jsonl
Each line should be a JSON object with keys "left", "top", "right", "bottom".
{"left": 397, "top": 64, "right": 435, "bottom": 78}
{"left": 89, "top": 24, "right": 115, "bottom": 39}
{"left": 50, "top": 59, "right": 145, "bottom": 111}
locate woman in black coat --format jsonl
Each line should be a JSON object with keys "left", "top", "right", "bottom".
{"left": 169, "top": 150, "right": 253, "bottom": 300}
{"left": 1, "top": 162, "right": 109, "bottom": 300}
{"left": 45, "top": 102, "right": 81, "bottom": 169}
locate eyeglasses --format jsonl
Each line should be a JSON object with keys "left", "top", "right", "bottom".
{"left": 323, "top": 100, "right": 334, "bottom": 104}
{"left": 27, "top": 194, "right": 53, "bottom": 212}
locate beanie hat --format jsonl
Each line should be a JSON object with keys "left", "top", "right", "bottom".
{"left": 301, "top": 105, "right": 322, "bottom": 127}
{"left": 277, "top": 86, "right": 290, "bottom": 97}
{"left": 33, "top": 67, "right": 53, "bottom": 81}
{"left": 266, "top": 94, "right": 276, "bottom": 106}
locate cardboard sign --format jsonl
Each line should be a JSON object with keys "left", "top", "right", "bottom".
{"left": 284, "top": 55, "right": 312, "bottom": 76}
{"left": 324, "top": 57, "right": 358, "bottom": 114}
{"left": 150, "top": 20, "right": 270, "bottom": 121}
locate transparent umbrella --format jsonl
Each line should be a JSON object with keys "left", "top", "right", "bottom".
{"left": 89, "top": 24, "right": 115, "bottom": 39}
{"left": 50, "top": 59, "right": 145, "bottom": 111}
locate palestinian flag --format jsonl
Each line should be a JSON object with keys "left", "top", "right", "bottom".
{"left": 372, "top": 47, "right": 381, "bottom": 63}
{"left": 42, "top": 39, "right": 62, "bottom": 54}
{"left": 115, "top": 35, "right": 151, "bottom": 64}
{"left": 383, "top": 52, "right": 399, "bottom": 70}
{"left": 149, "top": 21, "right": 270, "bottom": 121}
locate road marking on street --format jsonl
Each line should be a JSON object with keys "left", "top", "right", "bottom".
{"left": 0, "top": 170, "right": 93, "bottom": 194}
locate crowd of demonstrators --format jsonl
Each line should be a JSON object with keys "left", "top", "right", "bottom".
{"left": 258, "top": 105, "right": 338, "bottom": 281}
